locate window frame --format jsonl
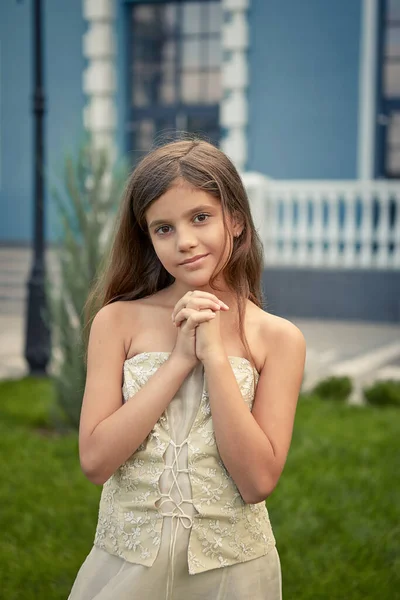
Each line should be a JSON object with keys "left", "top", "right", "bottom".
{"left": 376, "top": 0, "right": 400, "bottom": 177}
{"left": 124, "top": 0, "right": 221, "bottom": 160}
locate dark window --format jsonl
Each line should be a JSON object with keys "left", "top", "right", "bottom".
{"left": 377, "top": 0, "right": 400, "bottom": 176}
{"left": 126, "top": 1, "right": 221, "bottom": 163}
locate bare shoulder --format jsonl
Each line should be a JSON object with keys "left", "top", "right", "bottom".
{"left": 91, "top": 300, "right": 134, "bottom": 331}
{"left": 265, "top": 311, "right": 305, "bottom": 345}
{"left": 246, "top": 301, "right": 306, "bottom": 366}
{"left": 93, "top": 296, "right": 159, "bottom": 324}
{"left": 90, "top": 301, "right": 142, "bottom": 356}
{"left": 91, "top": 294, "right": 174, "bottom": 359}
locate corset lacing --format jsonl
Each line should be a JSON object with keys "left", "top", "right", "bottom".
{"left": 157, "top": 437, "right": 194, "bottom": 600}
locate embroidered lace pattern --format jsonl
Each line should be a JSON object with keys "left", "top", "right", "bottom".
{"left": 93, "top": 352, "right": 276, "bottom": 575}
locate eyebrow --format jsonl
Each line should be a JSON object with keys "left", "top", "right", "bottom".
{"left": 148, "top": 205, "right": 215, "bottom": 229}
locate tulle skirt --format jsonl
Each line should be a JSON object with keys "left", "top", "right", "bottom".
{"left": 68, "top": 516, "right": 282, "bottom": 600}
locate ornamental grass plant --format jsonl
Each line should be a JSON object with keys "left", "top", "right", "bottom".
{"left": 48, "top": 140, "right": 127, "bottom": 429}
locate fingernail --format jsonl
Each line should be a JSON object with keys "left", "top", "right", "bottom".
{"left": 222, "top": 303, "right": 229, "bottom": 309}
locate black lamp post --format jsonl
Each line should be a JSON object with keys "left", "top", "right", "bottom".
{"left": 24, "top": 0, "right": 51, "bottom": 375}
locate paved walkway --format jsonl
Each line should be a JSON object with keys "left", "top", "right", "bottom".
{"left": 294, "top": 318, "right": 400, "bottom": 401}
{"left": 2, "top": 312, "right": 400, "bottom": 404}
{"left": 0, "top": 315, "right": 28, "bottom": 381}
{"left": 2, "top": 247, "right": 399, "bottom": 401}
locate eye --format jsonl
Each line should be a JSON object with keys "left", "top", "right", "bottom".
{"left": 155, "top": 225, "right": 172, "bottom": 235}
{"left": 193, "top": 213, "right": 210, "bottom": 223}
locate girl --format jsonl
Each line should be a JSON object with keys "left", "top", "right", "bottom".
{"left": 68, "top": 139, "right": 306, "bottom": 600}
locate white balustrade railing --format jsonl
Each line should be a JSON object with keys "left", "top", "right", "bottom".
{"left": 242, "top": 172, "right": 400, "bottom": 269}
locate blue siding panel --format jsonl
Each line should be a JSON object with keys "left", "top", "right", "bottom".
{"left": 262, "top": 268, "right": 400, "bottom": 322}
{"left": 248, "top": 0, "right": 362, "bottom": 179}
{"left": 45, "top": 1, "right": 86, "bottom": 243}
{"left": 0, "top": 0, "right": 85, "bottom": 243}
{"left": 0, "top": 1, "right": 32, "bottom": 243}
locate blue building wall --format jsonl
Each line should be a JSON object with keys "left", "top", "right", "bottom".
{"left": 247, "top": 0, "right": 362, "bottom": 179}
{"left": 0, "top": 0, "right": 85, "bottom": 243}
{"left": 0, "top": 0, "right": 365, "bottom": 242}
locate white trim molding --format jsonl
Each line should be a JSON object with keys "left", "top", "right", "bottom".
{"left": 358, "top": 0, "right": 379, "bottom": 179}
{"left": 82, "top": 0, "right": 117, "bottom": 154}
{"left": 242, "top": 175, "right": 400, "bottom": 269}
{"left": 220, "top": 0, "right": 250, "bottom": 172}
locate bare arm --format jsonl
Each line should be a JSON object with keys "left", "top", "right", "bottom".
{"left": 79, "top": 304, "right": 195, "bottom": 485}
{"left": 201, "top": 319, "right": 306, "bottom": 504}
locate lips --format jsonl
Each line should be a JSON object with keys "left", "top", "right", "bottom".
{"left": 180, "top": 253, "right": 209, "bottom": 265}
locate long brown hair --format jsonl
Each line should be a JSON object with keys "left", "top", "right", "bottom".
{"left": 85, "top": 138, "right": 264, "bottom": 367}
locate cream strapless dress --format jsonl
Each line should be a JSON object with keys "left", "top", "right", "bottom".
{"left": 68, "top": 352, "right": 282, "bottom": 600}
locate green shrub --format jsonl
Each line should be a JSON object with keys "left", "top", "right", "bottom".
{"left": 312, "top": 376, "right": 352, "bottom": 401}
{"left": 364, "top": 380, "right": 400, "bottom": 407}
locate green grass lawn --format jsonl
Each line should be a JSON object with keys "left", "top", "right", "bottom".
{"left": 0, "top": 378, "right": 399, "bottom": 600}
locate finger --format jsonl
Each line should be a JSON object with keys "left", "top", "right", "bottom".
{"left": 174, "top": 307, "right": 192, "bottom": 327}
{"left": 190, "top": 290, "right": 229, "bottom": 309}
{"left": 172, "top": 292, "right": 229, "bottom": 321}
{"left": 172, "top": 298, "right": 222, "bottom": 322}
{"left": 186, "top": 297, "right": 222, "bottom": 313}
{"left": 175, "top": 307, "right": 216, "bottom": 327}
{"left": 181, "top": 310, "right": 216, "bottom": 331}
{"left": 173, "top": 303, "right": 221, "bottom": 326}
{"left": 189, "top": 309, "right": 217, "bottom": 325}
{"left": 171, "top": 292, "right": 196, "bottom": 322}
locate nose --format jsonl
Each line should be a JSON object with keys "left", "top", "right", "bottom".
{"left": 176, "top": 226, "right": 197, "bottom": 252}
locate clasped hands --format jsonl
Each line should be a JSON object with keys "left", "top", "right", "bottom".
{"left": 171, "top": 290, "right": 229, "bottom": 365}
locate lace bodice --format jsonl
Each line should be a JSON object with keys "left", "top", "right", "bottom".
{"left": 94, "top": 352, "right": 276, "bottom": 575}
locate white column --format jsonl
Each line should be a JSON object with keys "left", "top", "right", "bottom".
{"left": 82, "top": 0, "right": 117, "bottom": 155}
{"left": 357, "top": 0, "right": 379, "bottom": 179}
{"left": 220, "top": 0, "right": 250, "bottom": 172}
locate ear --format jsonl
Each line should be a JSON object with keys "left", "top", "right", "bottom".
{"left": 232, "top": 211, "right": 244, "bottom": 238}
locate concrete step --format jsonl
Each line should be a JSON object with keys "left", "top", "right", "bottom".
{"left": 0, "top": 299, "right": 25, "bottom": 316}
{"left": 0, "top": 247, "right": 61, "bottom": 315}
{"left": 373, "top": 365, "right": 400, "bottom": 380}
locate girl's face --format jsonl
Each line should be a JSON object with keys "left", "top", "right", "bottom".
{"left": 145, "top": 180, "right": 239, "bottom": 289}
